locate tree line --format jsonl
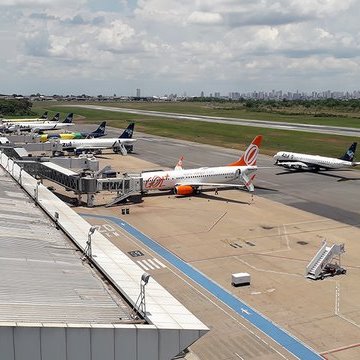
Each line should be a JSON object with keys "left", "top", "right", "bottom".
{"left": 0, "top": 99, "right": 34, "bottom": 117}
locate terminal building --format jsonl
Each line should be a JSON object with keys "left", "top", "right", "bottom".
{"left": 0, "top": 148, "right": 208, "bottom": 360}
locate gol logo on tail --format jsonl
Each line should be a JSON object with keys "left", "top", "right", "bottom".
{"left": 244, "top": 144, "right": 259, "bottom": 166}
{"left": 145, "top": 175, "right": 167, "bottom": 189}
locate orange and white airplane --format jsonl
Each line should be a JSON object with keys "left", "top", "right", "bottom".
{"left": 141, "top": 135, "right": 263, "bottom": 195}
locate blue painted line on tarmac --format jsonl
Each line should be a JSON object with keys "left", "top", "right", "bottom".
{"left": 81, "top": 213, "right": 322, "bottom": 360}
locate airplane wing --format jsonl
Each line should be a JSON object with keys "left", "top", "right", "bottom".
{"left": 277, "top": 161, "right": 311, "bottom": 170}
{"left": 277, "top": 161, "right": 338, "bottom": 170}
{"left": 117, "top": 139, "right": 137, "bottom": 145}
{"left": 175, "top": 182, "right": 246, "bottom": 188}
{"left": 173, "top": 181, "right": 251, "bottom": 195}
{"left": 74, "top": 144, "right": 109, "bottom": 150}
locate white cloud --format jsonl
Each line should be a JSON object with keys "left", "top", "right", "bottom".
{"left": 188, "top": 11, "right": 223, "bottom": 25}
{"left": 96, "top": 20, "right": 138, "bottom": 52}
{"left": 0, "top": 0, "right": 360, "bottom": 95}
{"left": 0, "top": 0, "right": 86, "bottom": 7}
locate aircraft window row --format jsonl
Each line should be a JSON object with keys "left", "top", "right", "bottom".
{"left": 183, "top": 174, "right": 230, "bottom": 178}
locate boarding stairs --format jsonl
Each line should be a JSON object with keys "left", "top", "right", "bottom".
{"left": 306, "top": 241, "right": 345, "bottom": 280}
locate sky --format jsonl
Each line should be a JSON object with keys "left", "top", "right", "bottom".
{"left": 0, "top": 0, "right": 360, "bottom": 96}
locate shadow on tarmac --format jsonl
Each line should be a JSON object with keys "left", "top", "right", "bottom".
{"left": 276, "top": 169, "right": 360, "bottom": 182}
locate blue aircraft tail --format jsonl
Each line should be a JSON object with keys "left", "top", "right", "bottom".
{"left": 39, "top": 111, "right": 48, "bottom": 120}
{"left": 339, "top": 142, "right": 357, "bottom": 162}
{"left": 50, "top": 112, "right": 60, "bottom": 122}
{"left": 119, "top": 122, "right": 135, "bottom": 138}
{"left": 86, "top": 121, "right": 106, "bottom": 138}
{"left": 62, "top": 113, "right": 73, "bottom": 123}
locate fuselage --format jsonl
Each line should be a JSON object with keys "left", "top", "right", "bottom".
{"left": 274, "top": 151, "right": 355, "bottom": 169}
{"left": 58, "top": 137, "right": 136, "bottom": 149}
{"left": 2, "top": 121, "right": 73, "bottom": 132}
{"left": 39, "top": 132, "right": 87, "bottom": 142}
{"left": 1, "top": 117, "right": 46, "bottom": 123}
{"left": 142, "top": 166, "right": 256, "bottom": 191}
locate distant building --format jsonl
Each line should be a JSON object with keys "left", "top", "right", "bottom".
{"left": 200, "top": 91, "right": 204, "bottom": 97}
{"left": 136, "top": 88, "right": 141, "bottom": 97}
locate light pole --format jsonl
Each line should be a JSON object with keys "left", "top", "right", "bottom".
{"left": 83, "top": 226, "right": 96, "bottom": 261}
{"left": 132, "top": 273, "right": 151, "bottom": 319}
{"left": 54, "top": 211, "right": 59, "bottom": 229}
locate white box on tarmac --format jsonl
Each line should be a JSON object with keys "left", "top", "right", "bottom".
{"left": 231, "top": 272, "right": 250, "bottom": 286}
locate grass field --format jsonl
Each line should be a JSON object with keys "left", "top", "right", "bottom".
{"left": 32, "top": 101, "right": 360, "bottom": 158}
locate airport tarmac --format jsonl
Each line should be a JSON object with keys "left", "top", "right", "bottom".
{"left": 132, "top": 132, "right": 360, "bottom": 226}
{"left": 55, "top": 151, "right": 359, "bottom": 360}
{"left": 43, "top": 125, "right": 360, "bottom": 359}
{"left": 80, "top": 123, "right": 359, "bottom": 226}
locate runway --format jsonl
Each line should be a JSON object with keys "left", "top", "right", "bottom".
{"left": 71, "top": 104, "right": 360, "bottom": 137}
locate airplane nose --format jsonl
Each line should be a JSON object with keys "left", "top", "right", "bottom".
{"left": 273, "top": 153, "right": 280, "bottom": 164}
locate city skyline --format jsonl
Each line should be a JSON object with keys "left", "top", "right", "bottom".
{"left": 0, "top": 1, "right": 360, "bottom": 96}
{"left": 4, "top": 88, "right": 360, "bottom": 101}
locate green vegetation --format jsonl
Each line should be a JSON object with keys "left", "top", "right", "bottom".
{"left": 0, "top": 99, "right": 34, "bottom": 117}
{"left": 32, "top": 102, "right": 358, "bottom": 158}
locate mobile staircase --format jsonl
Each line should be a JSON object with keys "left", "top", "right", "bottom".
{"left": 306, "top": 241, "right": 346, "bottom": 280}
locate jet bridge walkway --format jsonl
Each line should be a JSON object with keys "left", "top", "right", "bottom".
{"left": 17, "top": 160, "right": 143, "bottom": 207}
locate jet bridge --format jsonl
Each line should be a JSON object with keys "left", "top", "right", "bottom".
{"left": 306, "top": 241, "right": 346, "bottom": 280}
{"left": 17, "top": 160, "right": 143, "bottom": 207}
{"left": 1, "top": 144, "right": 143, "bottom": 206}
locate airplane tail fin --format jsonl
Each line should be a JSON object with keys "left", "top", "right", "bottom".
{"left": 50, "top": 112, "right": 60, "bottom": 122}
{"left": 62, "top": 113, "right": 73, "bottom": 123}
{"left": 339, "top": 142, "right": 357, "bottom": 162}
{"left": 87, "top": 121, "right": 106, "bottom": 139}
{"left": 39, "top": 111, "right": 48, "bottom": 120}
{"left": 119, "top": 122, "right": 135, "bottom": 138}
{"left": 227, "top": 135, "right": 263, "bottom": 167}
{"left": 175, "top": 156, "right": 184, "bottom": 170}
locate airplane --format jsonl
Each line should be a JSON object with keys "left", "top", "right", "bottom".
{"left": 0, "top": 113, "right": 74, "bottom": 133}
{"left": 38, "top": 121, "right": 106, "bottom": 142}
{"left": 1, "top": 111, "right": 49, "bottom": 122}
{"left": 273, "top": 142, "right": 360, "bottom": 171}
{"left": 141, "top": 135, "right": 263, "bottom": 195}
{"left": 56, "top": 122, "right": 135, "bottom": 155}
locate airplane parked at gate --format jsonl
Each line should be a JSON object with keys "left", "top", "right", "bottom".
{"left": 273, "top": 142, "right": 360, "bottom": 171}
{"left": 39, "top": 121, "right": 106, "bottom": 142}
{"left": 0, "top": 113, "right": 74, "bottom": 133}
{"left": 56, "top": 122, "right": 135, "bottom": 155}
{"left": 141, "top": 135, "right": 263, "bottom": 195}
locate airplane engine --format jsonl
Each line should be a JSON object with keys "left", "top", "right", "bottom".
{"left": 174, "top": 185, "right": 194, "bottom": 196}
{"left": 290, "top": 163, "right": 309, "bottom": 170}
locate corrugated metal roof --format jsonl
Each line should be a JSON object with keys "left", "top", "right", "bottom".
{"left": 0, "top": 167, "right": 133, "bottom": 324}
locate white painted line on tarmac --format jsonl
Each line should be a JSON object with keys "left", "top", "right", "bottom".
{"left": 136, "top": 260, "right": 150, "bottom": 271}
{"left": 153, "top": 258, "right": 166, "bottom": 268}
{"left": 147, "top": 258, "right": 160, "bottom": 269}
